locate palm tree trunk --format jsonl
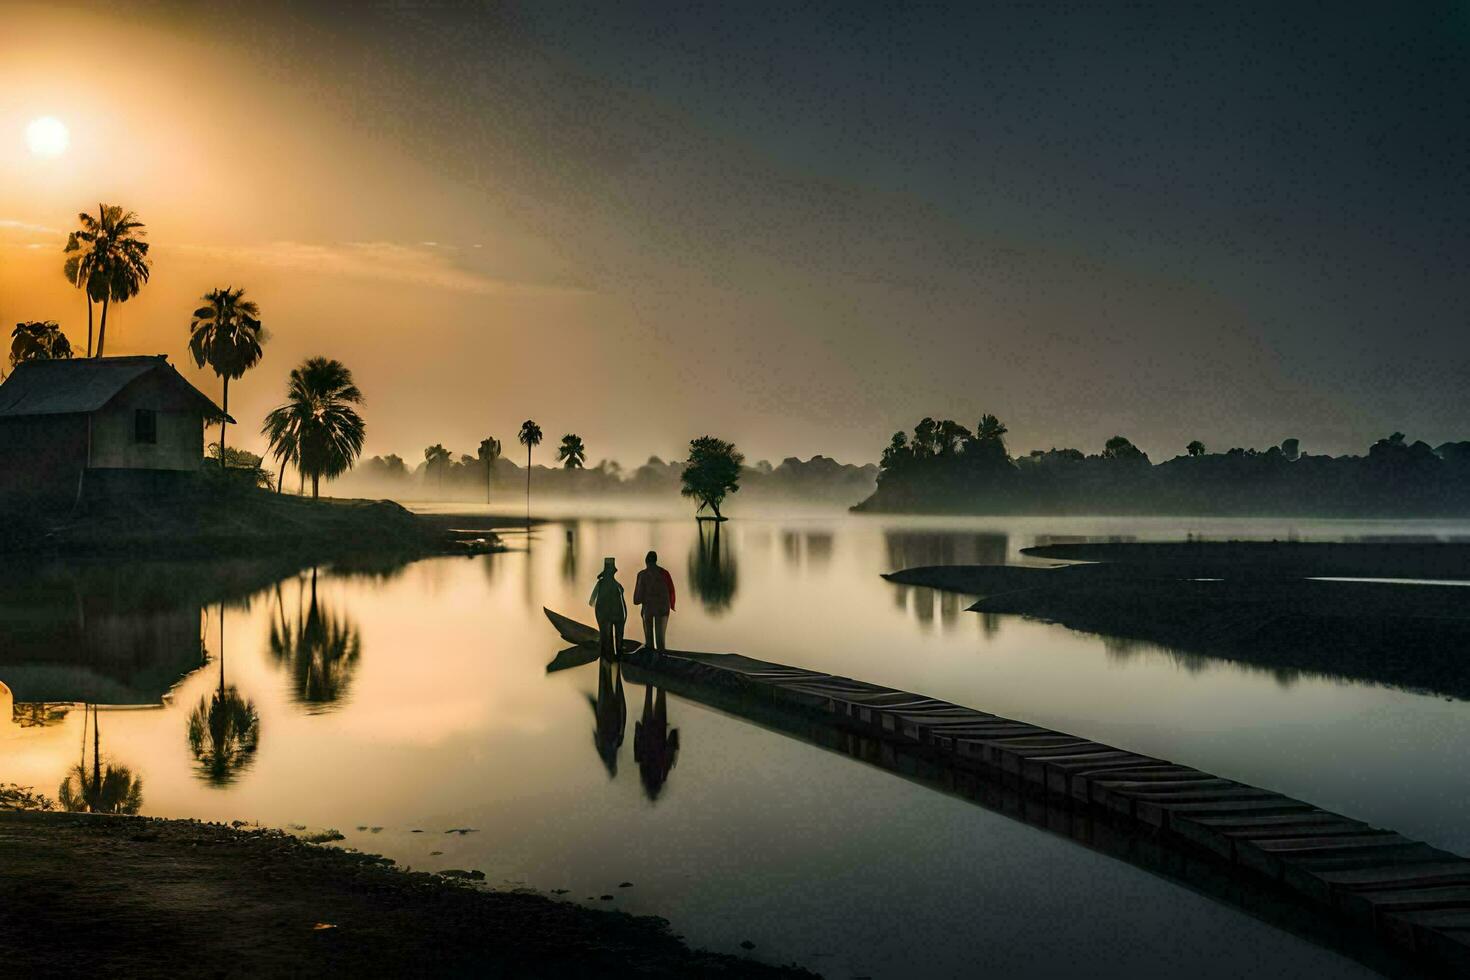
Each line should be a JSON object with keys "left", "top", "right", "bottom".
{"left": 96, "top": 295, "right": 110, "bottom": 357}
{"left": 219, "top": 377, "right": 229, "bottom": 470}
{"left": 277, "top": 458, "right": 287, "bottom": 494}
{"left": 85, "top": 297, "right": 94, "bottom": 358}
{"left": 525, "top": 447, "right": 531, "bottom": 525}
{"left": 312, "top": 474, "right": 320, "bottom": 500}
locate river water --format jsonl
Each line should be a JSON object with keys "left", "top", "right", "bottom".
{"left": 3, "top": 508, "right": 1468, "bottom": 978}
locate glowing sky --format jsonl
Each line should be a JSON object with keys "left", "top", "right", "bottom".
{"left": 1, "top": 2, "right": 1467, "bottom": 467}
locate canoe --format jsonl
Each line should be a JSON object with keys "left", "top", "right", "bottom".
{"left": 543, "top": 607, "right": 640, "bottom": 655}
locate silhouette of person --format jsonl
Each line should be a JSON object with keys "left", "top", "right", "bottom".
{"left": 632, "top": 550, "right": 676, "bottom": 651}
{"left": 633, "top": 684, "right": 680, "bottom": 800}
{"left": 588, "top": 557, "right": 627, "bottom": 656}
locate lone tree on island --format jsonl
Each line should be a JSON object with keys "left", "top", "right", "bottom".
{"left": 680, "top": 435, "right": 744, "bottom": 521}
{"left": 557, "top": 433, "right": 586, "bottom": 469}
{"left": 189, "top": 287, "right": 266, "bottom": 469}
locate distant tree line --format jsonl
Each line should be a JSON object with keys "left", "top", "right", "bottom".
{"left": 858, "top": 415, "right": 1470, "bottom": 517}
{"left": 345, "top": 447, "right": 877, "bottom": 505}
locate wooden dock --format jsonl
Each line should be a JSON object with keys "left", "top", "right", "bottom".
{"left": 544, "top": 609, "right": 1470, "bottom": 975}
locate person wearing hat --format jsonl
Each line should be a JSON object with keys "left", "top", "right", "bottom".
{"left": 588, "top": 557, "right": 627, "bottom": 656}
{"left": 632, "top": 550, "right": 676, "bottom": 651}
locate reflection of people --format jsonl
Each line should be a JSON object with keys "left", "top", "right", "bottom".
{"left": 588, "top": 557, "right": 627, "bottom": 655}
{"left": 633, "top": 550, "right": 676, "bottom": 651}
{"left": 589, "top": 655, "right": 626, "bottom": 777}
{"left": 634, "top": 685, "right": 680, "bottom": 800}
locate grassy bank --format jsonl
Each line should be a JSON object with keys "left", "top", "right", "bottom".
{"left": 0, "top": 810, "right": 813, "bottom": 978}
{"left": 0, "top": 486, "right": 511, "bottom": 559}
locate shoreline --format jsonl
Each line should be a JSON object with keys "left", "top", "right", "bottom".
{"left": 0, "top": 809, "right": 814, "bottom": 978}
{"left": 0, "top": 489, "right": 524, "bottom": 560}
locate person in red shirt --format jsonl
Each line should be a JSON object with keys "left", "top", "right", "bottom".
{"left": 632, "top": 550, "right": 676, "bottom": 652}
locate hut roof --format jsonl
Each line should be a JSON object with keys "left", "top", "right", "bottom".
{"left": 0, "top": 355, "right": 230, "bottom": 421}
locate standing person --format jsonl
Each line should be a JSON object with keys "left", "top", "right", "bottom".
{"left": 588, "top": 557, "right": 627, "bottom": 656}
{"left": 633, "top": 550, "right": 676, "bottom": 651}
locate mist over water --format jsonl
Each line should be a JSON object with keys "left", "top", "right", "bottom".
{"left": 4, "top": 509, "right": 1468, "bottom": 977}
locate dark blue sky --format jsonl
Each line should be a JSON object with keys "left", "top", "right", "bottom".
{"left": 45, "top": 1, "right": 1470, "bottom": 459}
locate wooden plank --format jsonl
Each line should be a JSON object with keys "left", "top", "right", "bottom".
{"left": 1238, "top": 835, "right": 1427, "bottom": 881}
{"left": 1337, "top": 885, "right": 1470, "bottom": 926}
{"left": 1091, "top": 778, "right": 1245, "bottom": 814}
{"left": 1134, "top": 797, "right": 1316, "bottom": 830}
{"left": 1283, "top": 861, "right": 1470, "bottom": 905}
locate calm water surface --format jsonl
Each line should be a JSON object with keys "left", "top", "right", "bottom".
{"left": 5, "top": 510, "right": 1470, "bottom": 978}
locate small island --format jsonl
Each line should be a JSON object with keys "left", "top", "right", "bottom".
{"left": 856, "top": 415, "right": 1470, "bottom": 516}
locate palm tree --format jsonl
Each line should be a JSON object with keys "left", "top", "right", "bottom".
{"left": 518, "top": 420, "right": 542, "bottom": 520}
{"left": 424, "top": 444, "right": 452, "bottom": 492}
{"left": 8, "top": 321, "right": 73, "bottom": 367}
{"left": 62, "top": 222, "right": 102, "bottom": 358}
{"left": 262, "top": 404, "right": 300, "bottom": 494}
{"left": 477, "top": 437, "right": 501, "bottom": 503}
{"left": 262, "top": 358, "right": 366, "bottom": 499}
{"left": 557, "top": 434, "right": 586, "bottom": 470}
{"left": 189, "top": 288, "right": 266, "bottom": 469}
{"left": 62, "top": 204, "right": 150, "bottom": 357}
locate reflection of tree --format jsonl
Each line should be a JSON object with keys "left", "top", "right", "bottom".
{"left": 633, "top": 686, "right": 680, "bottom": 801}
{"left": 269, "top": 569, "right": 361, "bottom": 712}
{"left": 187, "top": 604, "right": 260, "bottom": 785}
{"left": 187, "top": 688, "right": 260, "bottom": 785}
{"left": 13, "top": 703, "right": 69, "bottom": 728}
{"left": 562, "top": 525, "right": 579, "bottom": 584}
{"left": 689, "top": 521, "right": 738, "bottom": 613}
{"left": 57, "top": 705, "right": 143, "bottom": 814}
{"left": 587, "top": 656, "right": 626, "bottom": 778}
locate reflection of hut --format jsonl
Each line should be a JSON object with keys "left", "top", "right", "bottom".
{"left": 0, "top": 564, "right": 207, "bottom": 705}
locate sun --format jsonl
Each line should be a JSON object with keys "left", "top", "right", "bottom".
{"left": 25, "top": 116, "right": 69, "bottom": 157}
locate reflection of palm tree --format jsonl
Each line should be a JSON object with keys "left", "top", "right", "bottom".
{"left": 187, "top": 688, "right": 260, "bottom": 785}
{"left": 634, "top": 686, "right": 681, "bottom": 801}
{"left": 689, "top": 521, "right": 738, "bottom": 613}
{"left": 57, "top": 705, "right": 143, "bottom": 814}
{"left": 562, "top": 525, "right": 578, "bottom": 583}
{"left": 187, "top": 603, "right": 260, "bottom": 785}
{"left": 587, "top": 656, "right": 626, "bottom": 778}
{"left": 269, "top": 569, "right": 361, "bottom": 711}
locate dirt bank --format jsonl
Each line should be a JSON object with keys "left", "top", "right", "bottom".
{"left": 0, "top": 488, "right": 519, "bottom": 560}
{"left": 0, "top": 810, "right": 814, "bottom": 978}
